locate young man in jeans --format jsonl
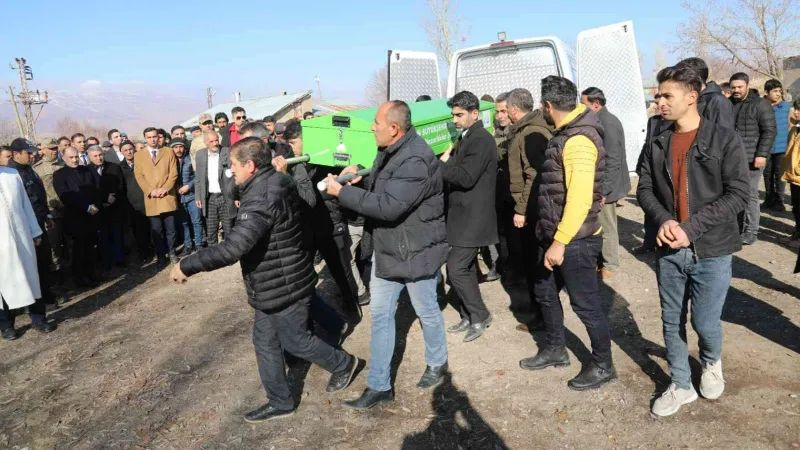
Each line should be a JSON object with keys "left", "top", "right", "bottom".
{"left": 638, "top": 66, "right": 749, "bottom": 417}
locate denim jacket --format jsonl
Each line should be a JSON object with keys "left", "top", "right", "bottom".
{"left": 177, "top": 154, "right": 196, "bottom": 204}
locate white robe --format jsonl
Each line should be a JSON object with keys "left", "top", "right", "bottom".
{"left": 0, "top": 167, "right": 43, "bottom": 309}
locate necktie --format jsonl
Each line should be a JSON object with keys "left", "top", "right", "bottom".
{"left": 81, "top": 154, "right": 87, "bottom": 165}
{"left": 97, "top": 166, "right": 103, "bottom": 176}
{"left": 151, "top": 150, "right": 157, "bottom": 162}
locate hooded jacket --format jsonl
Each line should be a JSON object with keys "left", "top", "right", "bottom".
{"left": 507, "top": 110, "right": 554, "bottom": 217}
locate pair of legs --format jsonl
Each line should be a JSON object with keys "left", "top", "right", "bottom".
{"left": 317, "top": 231, "right": 360, "bottom": 320}
{"left": 598, "top": 202, "right": 620, "bottom": 273}
{"left": 763, "top": 153, "right": 786, "bottom": 207}
{"left": 205, "top": 193, "right": 233, "bottom": 245}
{"left": 348, "top": 224, "right": 368, "bottom": 297}
{"left": 180, "top": 201, "right": 204, "bottom": 250}
{"left": 148, "top": 212, "right": 177, "bottom": 261}
{"left": 447, "top": 246, "right": 490, "bottom": 324}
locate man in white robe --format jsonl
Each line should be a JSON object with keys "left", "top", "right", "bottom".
{"left": 0, "top": 166, "right": 55, "bottom": 341}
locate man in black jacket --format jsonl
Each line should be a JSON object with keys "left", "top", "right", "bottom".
{"left": 326, "top": 101, "right": 449, "bottom": 410}
{"left": 676, "top": 57, "right": 734, "bottom": 129}
{"left": 438, "top": 91, "right": 498, "bottom": 342}
{"left": 638, "top": 66, "right": 749, "bottom": 417}
{"left": 54, "top": 147, "right": 103, "bottom": 287}
{"left": 730, "top": 72, "right": 778, "bottom": 244}
{"left": 581, "top": 88, "right": 631, "bottom": 279}
{"left": 89, "top": 146, "right": 126, "bottom": 269}
{"left": 170, "top": 137, "right": 361, "bottom": 423}
{"left": 119, "top": 140, "right": 152, "bottom": 261}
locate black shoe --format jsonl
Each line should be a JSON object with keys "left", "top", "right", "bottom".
{"left": 343, "top": 388, "right": 394, "bottom": 411}
{"left": 155, "top": 259, "right": 168, "bottom": 271}
{"left": 741, "top": 233, "right": 757, "bottom": 245}
{"left": 243, "top": 404, "right": 295, "bottom": 423}
{"left": 327, "top": 354, "right": 361, "bottom": 393}
{"left": 463, "top": 316, "right": 492, "bottom": 342}
{"left": 567, "top": 360, "right": 617, "bottom": 391}
{"left": 771, "top": 202, "right": 786, "bottom": 212}
{"left": 357, "top": 292, "right": 371, "bottom": 306}
{"left": 31, "top": 321, "right": 56, "bottom": 334}
{"left": 447, "top": 318, "right": 470, "bottom": 334}
{"left": 632, "top": 245, "right": 655, "bottom": 255}
{"left": 483, "top": 268, "right": 500, "bottom": 282}
{"left": 519, "top": 345, "right": 571, "bottom": 371}
{"left": 169, "top": 253, "right": 180, "bottom": 265}
{"left": 74, "top": 276, "right": 91, "bottom": 288}
{"left": 416, "top": 362, "right": 448, "bottom": 390}
{"left": 1, "top": 328, "right": 17, "bottom": 341}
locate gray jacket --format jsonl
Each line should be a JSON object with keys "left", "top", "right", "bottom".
{"left": 194, "top": 146, "right": 237, "bottom": 218}
{"left": 598, "top": 107, "right": 631, "bottom": 203}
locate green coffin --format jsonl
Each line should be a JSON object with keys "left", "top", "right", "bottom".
{"left": 301, "top": 99, "right": 496, "bottom": 168}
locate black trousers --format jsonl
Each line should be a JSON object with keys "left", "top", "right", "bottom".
{"left": 792, "top": 184, "right": 800, "bottom": 234}
{"left": 253, "top": 297, "right": 349, "bottom": 410}
{"left": 34, "top": 221, "right": 54, "bottom": 303}
{"left": 447, "top": 246, "right": 490, "bottom": 323}
{"left": 317, "top": 230, "right": 359, "bottom": 308}
{"left": 130, "top": 209, "right": 153, "bottom": 256}
{"left": 763, "top": 153, "right": 786, "bottom": 203}
{"left": 149, "top": 212, "right": 177, "bottom": 260}
{"left": 0, "top": 297, "right": 46, "bottom": 330}
{"left": 69, "top": 231, "right": 97, "bottom": 281}
{"left": 533, "top": 235, "right": 612, "bottom": 363}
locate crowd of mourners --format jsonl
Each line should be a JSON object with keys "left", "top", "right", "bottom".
{"left": 1, "top": 56, "right": 798, "bottom": 423}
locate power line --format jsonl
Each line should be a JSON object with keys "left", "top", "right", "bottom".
{"left": 9, "top": 58, "right": 49, "bottom": 142}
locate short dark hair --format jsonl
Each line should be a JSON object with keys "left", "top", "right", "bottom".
{"left": 283, "top": 121, "right": 302, "bottom": 141}
{"left": 386, "top": 100, "right": 412, "bottom": 132}
{"left": 480, "top": 94, "right": 494, "bottom": 102}
{"left": 263, "top": 115, "right": 275, "bottom": 124}
{"left": 541, "top": 76, "right": 577, "bottom": 112}
{"left": 231, "top": 136, "right": 270, "bottom": 169}
{"left": 107, "top": 129, "right": 120, "bottom": 139}
{"left": 793, "top": 98, "right": 800, "bottom": 110}
{"left": 730, "top": 72, "right": 750, "bottom": 84}
{"left": 303, "top": 111, "right": 314, "bottom": 119}
{"left": 120, "top": 140, "right": 135, "bottom": 150}
{"left": 239, "top": 121, "right": 270, "bottom": 140}
{"left": 764, "top": 79, "right": 783, "bottom": 93}
{"left": 215, "top": 112, "right": 229, "bottom": 122}
{"left": 143, "top": 127, "right": 158, "bottom": 136}
{"left": 170, "top": 125, "right": 185, "bottom": 134}
{"left": 506, "top": 88, "right": 534, "bottom": 113}
{"left": 447, "top": 91, "right": 480, "bottom": 111}
{"left": 720, "top": 82, "right": 731, "bottom": 93}
{"left": 581, "top": 87, "right": 606, "bottom": 107}
{"left": 58, "top": 136, "right": 70, "bottom": 144}
{"left": 70, "top": 133, "right": 85, "bottom": 142}
{"left": 156, "top": 128, "right": 168, "bottom": 137}
{"left": 657, "top": 65, "right": 703, "bottom": 94}
{"left": 415, "top": 95, "right": 432, "bottom": 102}
{"left": 86, "top": 136, "right": 99, "bottom": 145}
{"left": 231, "top": 106, "right": 246, "bottom": 116}
{"left": 676, "top": 57, "right": 709, "bottom": 83}
{"left": 495, "top": 92, "right": 509, "bottom": 103}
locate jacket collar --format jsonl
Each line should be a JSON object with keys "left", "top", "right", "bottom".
{"left": 555, "top": 104, "right": 587, "bottom": 131}
{"left": 509, "top": 110, "right": 548, "bottom": 135}
{"left": 239, "top": 165, "right": 275, "bottom": 196}
{"left": 462, "top": 120, "right": 485, "bottom": 140}
{"left": 381, "top": 127, "right": 418, "bottom": 156}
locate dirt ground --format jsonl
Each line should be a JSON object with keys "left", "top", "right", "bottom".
{"left": 1, "top": 190, "right": 799, "bottom": 450}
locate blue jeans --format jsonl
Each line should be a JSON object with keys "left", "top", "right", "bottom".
{"left": 180, "top": 201, "right": 204, "bottom": 249}
{"left": 367, "top": 260, "right": 448, "bottom": 392}
{"left": 656, "top": 248, "right": 732, "bottom": 389}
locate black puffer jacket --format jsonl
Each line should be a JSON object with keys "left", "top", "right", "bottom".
{"left": 7, "top": 161, "right": 49, "bottom": 224}
{"left": 732, "top": 88, "right": 777, "bottom": 163}
{"left": 698, "top": 81, "right": 734, "bottom": 129}
{"left": 307, "top": 164, "right": 347, "bottom": 238}
{"left": 180, "top": 166, "right": 316, "bottom": 311}
{"left": 637, "top": 119, "right": 750, "bottom": 259}
{"left": 338, "top": 128, "right": 448, "bottom": 281}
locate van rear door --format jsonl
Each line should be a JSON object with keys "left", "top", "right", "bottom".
{"left": 387, "top": 50, "right": 443, "bottom": 102}
{"left": 577, "top": 21, "right": 647, "bottom": 174}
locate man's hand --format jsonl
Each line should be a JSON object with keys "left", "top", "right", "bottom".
{"left": 45, "top": 218, "right": 54, "bottom": 231}
{"left": 178, "top": 185, "right": 190, "bottom": 195}
{"left": 339, "top": 165, "right": 362, "bottom": 185}
{"left": 600, "top": 197, "right": 606, "bottom": 209}
{"left": 195, "top": 199, "right": 202, "bottom": 209}
{"left": 271, "top": 155, "right": 288, "bottom": 174}
{"left": 326, "top": 174, "right": 343, "bottom": 197}
{"left": 87, "top": 205, "right": 99, "bottom": 216}
{"left": 170, "top": 264, "right": 188, "bottom": 284}
{"left": 107, "top": 194, "right": 116, "bottom": 205}
{"left": 33, "top": 238, "right": 42, "bottom": 247}
{"left": 234, "top": 200, "right": 241, "bottom": 208}
{"left": 656, "top": 220, "right": 680, "bottom": 247}
{"left": 753, "top": 157, "right": 767, "bottom": 169}
{"left": 666, "top": 222, "right": 691, "bottom": 249}
{"left": 543, "top": 241, "right": 566, "bottom": 271}
{"left": 439, "top": 144, "right": 453, "bottom": 163}
{"left": 513, "top": 214, "right": 527, "bottom": 228}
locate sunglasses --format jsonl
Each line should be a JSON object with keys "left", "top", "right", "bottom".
{"left": 235, "top": 115, "right": 246, "bottom": 120}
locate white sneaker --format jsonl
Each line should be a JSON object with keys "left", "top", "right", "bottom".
{"left": 651, "top": 383, "right": 698, "bottom": 417}
{"left": 700, "top": 360, "right": 725, "bottom": 400}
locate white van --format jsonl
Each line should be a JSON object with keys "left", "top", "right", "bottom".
{"left": 387, "top": 21, "right": 647, "bottom": 174}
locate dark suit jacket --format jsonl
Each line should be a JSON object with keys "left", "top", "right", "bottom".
{"left": 95, "top": 161, "right": 125, "bottom": 224}
{"left": 104, "top": 149, "right": 122, "bottom": 164}
{"left": 53, "top": 165, "right": 102, "bottom": 235}
{"left": 598, "top": 107, "right": 631, "bottom": 203}
{"left": 120, "top": 159, "right": 146, "bottom": 213}
{"left": 194, "top": 147, "right": 237, "bottom": 218}
{"left": 440, "top": 121, "right": 499, "bottom": 247}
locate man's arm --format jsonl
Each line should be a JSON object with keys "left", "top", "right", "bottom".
{"left": 16, "top": 175, "right": 43, "bottom": 239}
{"left": 338, "top": 156, "right": 429, "bottom": 222}
{"left": 291, "top": 163, "right": 317, "bottom": 208}
{"left": 179, "top": 201, "right": 273, "bottom": 276}
{"left": 161, "top": 153, "right": 178, "bottom": 192}
{"left": 636, "top": 139, "right": 674, "bottom": 227}
{"left": 755, "top": 99, "right": 777, "bottom": 159}
{"left": 680, "top": 133, "right": 750, "bottom": 241}
{"left": 603, "top": 115, "right": 625, "bottom": 198}
{"left": 440, "top": 135, "right": 493, "bottom": 189}
{"left": 133, "top": 154, "right": 154, "bottom": 195}
{"left": 554, "top": 136, "right": 598, "bottom": 245}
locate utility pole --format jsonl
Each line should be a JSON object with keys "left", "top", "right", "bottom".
{"left": 315, "top": 75, "right": 323, "bottom": 101}
{"left": 206, "top": 86, "right": 216, "bottom": 108}
{"left": 10, "top": 58, "right": 48, "bottom": 141}
{"left": 7, "top": 86, "right": 25, "bottom": 137}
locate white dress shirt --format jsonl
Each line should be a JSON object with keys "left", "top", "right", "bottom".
{"left": 207, "top": 151, "right": 222, "bottom": 194}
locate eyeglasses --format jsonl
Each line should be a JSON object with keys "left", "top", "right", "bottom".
{"left": 235, "top": 115, "right": 246, "bottom": 120}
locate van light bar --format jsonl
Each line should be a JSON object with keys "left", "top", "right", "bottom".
{"left": 490, "top": 40, "right": 516, "bottom": 48}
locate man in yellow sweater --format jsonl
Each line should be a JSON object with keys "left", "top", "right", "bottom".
{"left": 519, "top": 75, "right": 615, "bottom": 391}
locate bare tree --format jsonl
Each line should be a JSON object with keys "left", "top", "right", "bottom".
{"left": 364, "top": 67, "right": 389, "bottom": 107}
{"left": 56, "top": 116, "right": 108, "bottom": 140}
{"left": 0, "top": 119, "right": 17, "bottom": 146}
{"left": 676, "top": 0, "right": 800, "bottom": 79}
{"left": 421, "top": 0, "right": 469, "bottom": 68}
